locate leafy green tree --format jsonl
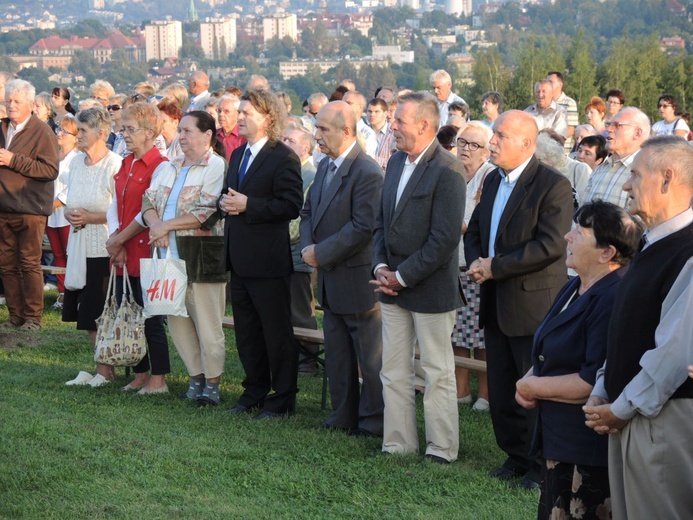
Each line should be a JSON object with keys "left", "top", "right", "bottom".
{"left": 468, "top": 47, "right": 510, "bottom": 113}
{"left": 356, "top": 63, "right": 397, "bottom": 98}
{"left": 564, "top": 29, "right": 597, "bottom": 117}
{"left": 286, "top": 66, "right": 328, "bottom": 101}
{"left": 0, "top": 55, "right": 19, "bottom": 74}
{"left": 69, "top": 50, "right": 101, "bottom": 84}
{"left": 17, "top": 68, "right": 51, "bottom": 93}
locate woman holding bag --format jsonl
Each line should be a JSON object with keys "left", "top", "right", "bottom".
{"left": 63, "top": 107, "right": 122, "bottom": 387}
{"left": 142, "top": 111, "right": 228, "bottom": 406}
{"left": 105, "top": 102, "right": 171, "bottom": 395}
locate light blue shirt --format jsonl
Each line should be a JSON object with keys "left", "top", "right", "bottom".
{"left": 488, "top": 156, "right": 531, "bottom": 257}
{"left": 160, "top": 166, "right": 190, "bottom": 260}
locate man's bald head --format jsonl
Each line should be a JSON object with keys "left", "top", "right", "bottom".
{"left": 189, "top": 71, "right": 210, "bottom": 96}
{"left": 314, "top": 101, "right": 357, "bottom": 159}
{"left": 488, "top": 110, "right": 538, "bottom": 171}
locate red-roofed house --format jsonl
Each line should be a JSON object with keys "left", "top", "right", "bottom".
{"left": 29, "top": 30, "right": 145, "bottom": 69}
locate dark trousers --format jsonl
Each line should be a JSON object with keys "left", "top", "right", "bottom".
{"left": 231, "top": 274, "right": 298, "bottom": 414}
{"left": 322, "top": 303, "right": 384, "bottom": 434}
{"left": 115, "top": 275, "right": 170, "bottom": 375}
{"left": 0, "top": 213, "right": 47, "bottom": 323}
{"left": 484, "top": 324, "right": 539, "bottom": 478}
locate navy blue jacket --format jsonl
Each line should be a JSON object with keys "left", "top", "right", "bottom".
{"left": 531, "top": 268, "right": 625, "bottom": 466}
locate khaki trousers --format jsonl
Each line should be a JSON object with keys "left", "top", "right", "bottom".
{"left": 609, "top": 398, "right": 693, "bottom": 520}
{"left": 380, "top": 303, "right": 459, "bottom": 461}
{"left": 168, "top": 282, "right": 227, "bottom": 379}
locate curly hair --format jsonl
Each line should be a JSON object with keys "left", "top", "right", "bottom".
{"left": 241, "top": 88, "right": 285, "bottom": 142}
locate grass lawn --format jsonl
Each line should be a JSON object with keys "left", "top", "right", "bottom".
{"left": 0, "top": 293, "right": 537, "bottom": 519}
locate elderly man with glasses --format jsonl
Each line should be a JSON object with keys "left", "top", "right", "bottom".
{"left": 580, "top": 107, "right": 651, "bottom": 208}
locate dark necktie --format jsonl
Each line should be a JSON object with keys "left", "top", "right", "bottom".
{"left": 321, "top": 161, "right": 337, "bottom": 199}
{"left": 238, "top": 148, "right": 252, "bottom": 186}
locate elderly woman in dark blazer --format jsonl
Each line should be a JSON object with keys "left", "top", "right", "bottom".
{"left": 515, "top": 201, "right": 643, "bottom": 520}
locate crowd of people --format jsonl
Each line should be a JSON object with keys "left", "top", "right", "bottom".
{"left": 1, "top": 67, "right": 692, "bottom": 519}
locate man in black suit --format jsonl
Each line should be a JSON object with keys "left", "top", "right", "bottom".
{"left": 371, "top": 91, "right": 466, "bottom": 464}
{"left": 220, "top": 88, "right": 303, "bottom": 419}
{"left": 464, "top": 109, "right": 573, "bottom": 488}
{"left": 300, "top": 101, "right": 384, "bottom": 436}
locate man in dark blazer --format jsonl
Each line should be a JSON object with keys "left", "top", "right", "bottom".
{"left": 371, "top": 92, "right": 465, "bottom": 464}
{"left": 300, "top": 101, "right": 384, "bottom": 436}
{"left": 464, "top": 109, "right": 573, "bottom": 488}
{"left": 220, "top": 88, "right": 303, "bottom": 419}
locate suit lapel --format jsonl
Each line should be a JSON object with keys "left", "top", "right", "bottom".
{"left": 239, "top": 140, "right": 274, "bottom": 191}
{"left": 384, "top": 152, "right": 405, "bottom": 223}
{"left": 391, "top": 142, "right": 439, "bottom": 226}
{"left": 228, "top": 146, "right": 243, "bottom": 191}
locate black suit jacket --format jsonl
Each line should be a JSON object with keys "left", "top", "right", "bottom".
{"left": 222, "top": 139, "right": 303, "bottom": 278}
{"left": 464, "top": 155, "right": 573, "bottom": 336}
{"left": 299, "top": 144, "right": 382, "bottom": 315}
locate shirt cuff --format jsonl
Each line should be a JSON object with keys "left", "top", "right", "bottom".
{"left": 373, "top": 263, "right": 388, "bottom": 277}
{"left": 395, "top": 271, "right": 408, "bottom": 288}
{"left": 610, "top": 394, "right": 637, "bottom": 421}
{"left": 590, "top": 375, "right": 608, "bottom": 400}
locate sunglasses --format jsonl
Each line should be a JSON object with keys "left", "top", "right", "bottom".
{"left": 107, "top": 104, "right": 122, "bottom": 111}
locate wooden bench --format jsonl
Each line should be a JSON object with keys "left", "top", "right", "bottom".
{"left": 221, "top": 316, "right": 329, "bottom": 409}
{"left": 42, "top": 265, "right": 66, "bottom": 275}
{"left": 415, "top": 351, "right": 487, "bottom": 372}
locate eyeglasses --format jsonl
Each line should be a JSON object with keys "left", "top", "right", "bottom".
{"left": 122, "top": 126, "right": 145, "bottom": 135}
{"left": 658, "top": 103, "right": 673, "bottom": 109}
{"left": 57, "top": 129, "right": 77, "bottom": 137}
{"left": 606, "top": 121, "right": 635, "bottom": 130}
{"left": 606, "top": 100, "right": 623, "bottom": 106}
{"left": 107, "top": 104, "right": 122, "bottom": 111}
{"left": 456, "top": 139, "right": 484, "bottom": 151}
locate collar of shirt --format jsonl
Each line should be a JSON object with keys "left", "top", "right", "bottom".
{"left": 6, "top": 115, "right": 31, "bottom": 146}
{"left": 191, "top": 90, "right": 209, "bottom": 104}
{"left": 332, "top": 141, "right": 357, "bottom": 170}
{"left": 499, "top": 155, "right": 532, "bottom": 185}
{"left": 405, "top": 138, "right": 436, "bottom": 168}
{"left": 643, "top": 207, "right": 693, "bottom": 250}
{"left": 244, "top": 136, "right": 268, "bottom": 160}
{"left": 532, "top": 101, "right": 559, "bottom": 116}
{"left": 373, "top": 122, "right": 389, "bottom": 136}
{"left": 607, "top": 148, "right": 639, "bottom": 167}
{"left": 217, "top": 124, "right": 240, "bottom": 138}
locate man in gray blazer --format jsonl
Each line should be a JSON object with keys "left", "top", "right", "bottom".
{"left": 300, "top": 101, "right": 384, "bottom": 436}
{"left": 371, "top": 92, "right": 466, "bottom": 463}
{"left": 464, "top": 110, "right": 573, "bottom": 488}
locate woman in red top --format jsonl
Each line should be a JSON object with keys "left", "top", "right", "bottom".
{"left": 106, "top": 102, "right": 170, "bottom": 394}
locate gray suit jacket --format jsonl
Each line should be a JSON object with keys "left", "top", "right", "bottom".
{"left": 299, "top": 144, "right": 383, "bottom": 315}
{"left": 372, "top": 140, "right": 466, "bottom": 313}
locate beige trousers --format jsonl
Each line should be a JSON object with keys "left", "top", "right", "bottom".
{"left": 609, "top": 398, "right": 693, "bottom": 520}
{"left": 168, "top": 282, "right": 227, "bottom": 379}
{"left": 380, "top": 303, "right": 459, "bottom": 461}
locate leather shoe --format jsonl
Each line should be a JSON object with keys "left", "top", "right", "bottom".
{"left": 313, "top": 422, "right": 351, "bottom": 432}
{"left": 229, "top": 403, "right": 253, "bottom": 415}
{"left": 424, "top": 454, "right": 451, "bottom": 464}
{"left": 348, "top": 428, "right": 380, "bottom": 438}
{"left": 252, "top": 410, "right": 292, "bottom": 421}
{"left": 516, "top": 476, "right": 541, "bottom": 490}
{"left": 489, "top": 466, "right": 525, "bottom": 480}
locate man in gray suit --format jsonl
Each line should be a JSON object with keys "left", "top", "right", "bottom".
{"left": 371, "top": 91, "right": 466, "bottom": 463}
{"left": 300, "top": 101, "right": 384, "bottom": 436}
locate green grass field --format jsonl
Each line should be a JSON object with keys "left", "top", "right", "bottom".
{"left": 0, "top": 293, "right": 537, "bottom": 519}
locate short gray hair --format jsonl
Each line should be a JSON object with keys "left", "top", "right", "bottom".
{"left": 460, "top": 120, "right": 493, "bottom": 145}
{"left": 286, "top": 122, "right": 316, "bottom": 153}
{"left": 5, "top": 79, "right": 35, "bottom": 102}
{"left": 640, "top": 135, "right": 693, "bottom": 188}
{"left": 429, "top": 69, "right": 452, "bottom": 84}
{"left": 398, "top": 91, "right": 440, "bottom": 129}
{"left": 77, "top": 106, "right": 111, "bottom": 140}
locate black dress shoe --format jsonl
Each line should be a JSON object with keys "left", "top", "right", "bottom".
{"left": 489, "top": 466, "right": 525, "bottom": 480}
{"left": 253, "top": 410, "right": 292, "bottom": 421}
{"left": 515, "top": 476, "right": 541, "bottom": 490}
{"left": 424, "top": 454, "right": 451, "bottom": 464}
{"left": 313, "top": 422, "right": 351, "bottom": 432}
{"left": 348, "top": 428, "right": 381, "bottom": 438}
{"left": 228, "top": 403, "right": 252, "bottom": 415}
